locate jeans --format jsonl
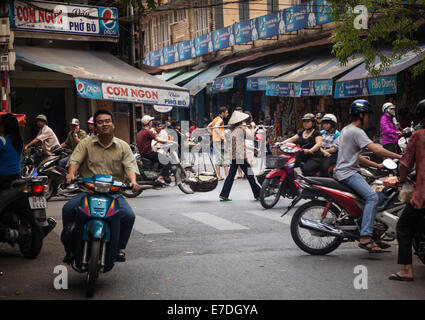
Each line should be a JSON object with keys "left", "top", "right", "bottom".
{"left": 396, "top": 203, "right": 425, "bottom": 265}
{"left": 219, "top": 159, "right": 261, "bottom": 199}
{"left": 142, "top": 151, "right": 172, "bottom": 178}
{"left": 58, "top": 156, "right": 70, "bottom": 168}
{"left": 340, "top": 173, "right": 379, "bottom": 237}
{"left": 62, "top": 192, "right": 135, "bottom": 250}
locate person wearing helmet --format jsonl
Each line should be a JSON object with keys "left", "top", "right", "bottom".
{"left": 389, "top": 99, "right": 425, "bottom": 281}
{"left": 24, "top": 114, "right": 60, "bottom": 162}
{"left": 58, "top": 118, "right": 87, "bottom": 168}
{"left": 280, "top": 113, "right": 323, "bottom": 176}
{"left": 315, "top": 112, "right": 323, "bottom": 131}
{"left": 334, "top": 99, "right": 402, "bottom": 253}
{"left": 87, "top": 116, "right": 95, "bottom": 137}
{"left": 380, "top": 102, "right": 402, "bottom": 153}
{"left": 319, "top": 113, "right": 340, "bottom": 177}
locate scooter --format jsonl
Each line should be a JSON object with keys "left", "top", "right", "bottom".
{"left": 61, "top": 175, "right": 132, "bottom": 298}
{"left": 0, "top": 175, "right": 56, "bottom": 258}
{"left": 258, "top": 143, "right": 302, "bottom": 209}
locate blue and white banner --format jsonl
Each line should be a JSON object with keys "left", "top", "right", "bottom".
{"left": 195, "top": 33, "right": 214, "bottom": 57}
{"left": 258, "top": 12, "right": 280, "bottom": 39}
{"left": 150, "top": 50, "right": 162, "bottom": 67}
{"left": 76, "top": 79, "right": 103, "bottom": 100}
{"left": 266, "top": 82, "right": 301, "bottom": 97}
{"left": 213, "top": 26, "right": 235, "bottom": 50}
{"left": 9, "top": 0, "right": 119, "bottom": 37}
{"left": 300, "top": 80, "right": 333, "bottom": 96}
{"left": 286, "top": 1, "right": 315, "bottom": 33}
{"left": 234, "top": 19, "right": 259, "bottom": 44}
{"left": 316, "top": 0, "right": 332, "bottom": 25}
{"left": 334, "top": 76, "right": 397, "bottom": 98}
{"left": 247, "top": 77, "right": 271, "bottom": 91}
{"left": 178, "top": 40, "right": 196, "bottom": 61}
{"left": 212, "top": 76, "right": 235, "bottom": 92}
{"left": 162, "top": 44, "right": 179, "bottom": 65}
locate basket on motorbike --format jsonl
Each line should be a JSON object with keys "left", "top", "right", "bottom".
{"left": 188, "top": 150, "right": 218, "bottom": 192}
{"left": 266, "top": 155, "right": 288, "bottom": 169}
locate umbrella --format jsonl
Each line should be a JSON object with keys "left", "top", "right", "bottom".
{"left": 0, "top": 112, "right": 27, "bottom": 127}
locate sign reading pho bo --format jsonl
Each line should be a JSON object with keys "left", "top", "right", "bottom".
{"left": 75, "top": 79, "right": 190, "bottom": 108}
{"left": 9, "top": 0, "right": 119, "bottom": 37}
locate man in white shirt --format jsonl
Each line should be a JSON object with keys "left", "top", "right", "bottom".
{"left": 24, "top": 114, "right": 60, "bottom": 156}
{"left": 151, "top": 121, "right": 169, "bottom": 154}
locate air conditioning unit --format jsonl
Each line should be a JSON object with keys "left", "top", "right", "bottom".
{"left": 0, "top": 18, "right": 10, "bottom": 37}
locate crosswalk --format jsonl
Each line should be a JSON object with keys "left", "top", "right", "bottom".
{"left": 52, "top": 209, "right": 292, "bottom": 237}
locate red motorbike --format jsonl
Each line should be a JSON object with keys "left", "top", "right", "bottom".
{"left": 259, "top": 143, "right": 302, "bottom": 209}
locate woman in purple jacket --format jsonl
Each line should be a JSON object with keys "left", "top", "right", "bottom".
{"left": 380, "top": 102, "right": 402, "bottom": 154}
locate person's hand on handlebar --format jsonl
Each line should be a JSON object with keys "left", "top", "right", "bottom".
{"left": 129, "top": 180, "right": 141, "bottom": 193}
{"left": 66, "top": 173, "right": 75, "bottom": 184}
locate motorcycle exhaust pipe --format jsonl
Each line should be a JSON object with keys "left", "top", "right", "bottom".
{"left": 299, "top": 218, "right": 358, "bottom": 240}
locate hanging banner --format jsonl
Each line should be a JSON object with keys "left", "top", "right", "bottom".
{"left": 234, "top": 19, "right": 259, "bottom": 44}
{"left": 300, "top": 80, "right": 333, "bottom": 96}
{"left": 195, "top": 33, "right": 214, "bottom": 57}
{"left": 316, "top": 0, "right": 333, "bottom": 25}
{"left": 9, "top": 0, "right": 119, "bottom": 37}
{"left": 258, "top": 12, "right": 279, "bottom": 39}
{"left": 178, "top": 40, "right": 196, "bottom": 61}
{"left": 75, "top": 79, "right": 190, "bottom": 107}
{"left": 247, "top": 77, "right": 271, "bottom": 91}
{"left": 213, "top": 26, "right": 235, "bottom": 50}
{"left": 161, "top": 44, "right": 179, "bottom": 65}
{"left": 212, "top": 76, "right": 234, "bottom": 92}
{"left": 150, "top": 50, "right": 161, "bottom": 67}
{"left": 334, "top": 76, "right": 397, "bottom": 98}
{"left": 285, "top": 2, "right": 312, "bottom": 32}
{"left": 266, "top": 82, "right": 301, "bottom": 97}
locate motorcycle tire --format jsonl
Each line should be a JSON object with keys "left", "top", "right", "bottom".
{"left": 290, "top": 200, "right": 342, "bottom": 255}
{"left": 86, "top": 238, "right": 102, "bottom": 298}
{"left": 413, "top": 239, "right": 425, "bottom": 265}
{"left": 45, "top": 178, "right": 55, "bottom": 201}
{"left": 176, "top": 167, "right": 195, "bottom": 194}
{"left": 19, "top": 218, "right": 43, "bottom": 259}
{"left": 259, "top": 178, "right": 281, "bottom": 209}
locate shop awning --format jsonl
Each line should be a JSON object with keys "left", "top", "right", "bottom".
{"left": 267, "top": 57, "right": 335, "bottom": 97}
{"left": 168, "top": 69, "right": 205, "bottom": 85}
{"left": 212, "top": 64, "right": 269, "bottom": 93}
{"left": 299, "top": 55, "right": 364, "bottom": 96}
{"left": 183, "top": 64, "right": 224, "bottom": 96}
{"left": 15, "top": 46, "right": 190, "bottom": 107}
{"left": 334, "top": 46, "right": 425, "bottom": 98}
{"left": 156, "top": 67, "right": 185, "bottom": 81}
{"left": 246, "top": 60, "right": 311, "bottom": 91}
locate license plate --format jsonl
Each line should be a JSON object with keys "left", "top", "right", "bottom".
{"left": 29, "top": 196, "right": 47, "bottom": 209}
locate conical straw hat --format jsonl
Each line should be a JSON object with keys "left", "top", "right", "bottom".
{"left": 228, "top": 111, "right": 249, "bottom": 125}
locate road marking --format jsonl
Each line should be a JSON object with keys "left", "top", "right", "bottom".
{"left": 244, "top": 210, "right": 292, "bottom": 225}
{"left": 180, "top": 212, "right": 249, "bottom": 231}
{"left": 133, "top": 216, "right": 173, "bottom": 235}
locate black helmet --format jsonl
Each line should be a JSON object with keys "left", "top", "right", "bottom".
{"left": 315, "top": 112, "right": 323, "bottom": 119}
{"left": 415, "top": 99, "right": 425, "bottom": 120}
{"left": 350, "top": 99, "right": 374, "bottom": 115}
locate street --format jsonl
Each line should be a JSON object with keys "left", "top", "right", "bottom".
{"left": 1, "top": 180, "right": 425, "bottom": 300}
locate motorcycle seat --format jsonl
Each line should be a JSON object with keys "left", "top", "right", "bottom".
{"left": 140, "top": 157, "right": 155, "bottom": 165}
{"left": 303, "top": 176, "right": 360, "bottom": 196}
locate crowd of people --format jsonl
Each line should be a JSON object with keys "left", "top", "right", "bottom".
{"left": 0, "top": 97, "right": 424, "bottom": 281}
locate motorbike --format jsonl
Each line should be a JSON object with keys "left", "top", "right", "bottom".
{"left": 398, "top": 122, "right": 415, "bottom": 153}
{"left": 61, "top": 175, "right": 132, "bottom": 297}
{"left": 21, "top": 145, "right": 44, "bottom": 178}
{"left": 121, "top": 143, "right": 195, "bottom": 198}
{"left": 0, "top": 175, "right": 56, "bottom": 258}
{"left": 285, "top": 159, "right": 424, "bottom": 258}
{"left": 34, "top": 145, "right": 79, "bottom": 200}
{"left": 258, "top": 143, "right": 303, "bottom": 209}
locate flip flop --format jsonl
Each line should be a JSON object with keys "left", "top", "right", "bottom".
{"left": 358, "top": 241, "right": 386, "bottom": 253}
{"left": 375, "top": 239, "right": 392, "bottom": 249}
{"left": 388, "top": 273, "right": 414, "bottom": 281}
{"left": 219, "top": 198, "right": 232, "bottom": 202}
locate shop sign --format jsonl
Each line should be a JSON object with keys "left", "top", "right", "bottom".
{"left": 234, "top": 19, "right": 259, "bottom": 44}
{"left": 213, "top": 26, "right": 235, "bottom": 51}
{"left": 300, "top": 80, "right": 333, "bottom": 96}
{"left": 195, "top": 33, "right": 213, "bottom": 57}
{"left": 9, "top": 0, "right": 119, "bottom": 37}
{"left": 334, "top": 76, "right": 397, "bottom": 98}
{"left": 178, "top": 40, "right": 196, "bottom": 61}
{"left": 266, "top": 82, "right": 301, "bottom": 97}
{"left": 75, "top": 78, "right": 190, "bottom": 107}
{"left": 153, "top": 105, "right": 173, "bottom": 113}
{"left": 247, "top": 77, "right": 271, "bottom": 91}
{"left": 212, "top": 76, "right": 234, "bottom": 92}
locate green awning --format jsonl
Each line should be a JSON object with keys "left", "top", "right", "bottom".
{"left": 168, "top": 69, "right": 205, "bottom": 85}
{"left": 156, "top": 67, "right": 185, "bottom": 81}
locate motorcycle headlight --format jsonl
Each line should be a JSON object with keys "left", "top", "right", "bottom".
{"left": 94, "top": 182, "right": 112, "bottom": 193}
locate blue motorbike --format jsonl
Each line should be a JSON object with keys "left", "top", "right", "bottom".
{"left": 61, "top": 174, "right": 131, "bottom": 297}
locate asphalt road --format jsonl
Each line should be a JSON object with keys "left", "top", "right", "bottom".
{"left": 1, "top": 179, "right": 425, "bottom": 300}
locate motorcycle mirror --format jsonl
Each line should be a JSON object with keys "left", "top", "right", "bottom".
{"left": 383, "top": 159, "right": 397, "bottom": 170}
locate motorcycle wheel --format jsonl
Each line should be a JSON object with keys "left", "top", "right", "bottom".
{"left": 45, "top": 178, "right": 55, "bottom": 201}
{"left": 19, "top": 218, "right": 43, "bottom": 259}
{"left": 413, "top": 239, "right": 425, "bottom": 265}
{"left": 86, "top": 238, "right": 102, "bottom": 298}
{"left": 290, "top": 200, "right": 342, "bottom": 255}
{"left": 176, "top": 166, "right": 195, "bottom": 194}
{"left": 259, "top": 178, "right": 281, "bottom": 209}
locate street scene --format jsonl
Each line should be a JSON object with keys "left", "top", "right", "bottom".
{"left": 0, "top": 0, "right": 425, "bottom": 305}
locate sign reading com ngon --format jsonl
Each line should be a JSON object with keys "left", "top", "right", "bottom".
{"left": 9, "top": 0, "right": 119, "bottom": 37}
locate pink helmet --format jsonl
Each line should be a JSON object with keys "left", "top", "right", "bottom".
{"left": 88, "top": 116, "right": 94, "bottom": 124}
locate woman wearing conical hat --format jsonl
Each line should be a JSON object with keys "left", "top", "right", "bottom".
{"left": 219, "top": 111, "right": 261, "bottom": 202}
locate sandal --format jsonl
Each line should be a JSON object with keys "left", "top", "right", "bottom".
{"left": 219, "top": 197, "right": 232, "bottom": 202}
{"left": 389, "top": 273, "right": 414, "bottom": 281}
{"left": 375, "top": 239, "right": 392, "bottom": 249}
{"left": 358, "top": 240, "right": 385, "bottom": 253}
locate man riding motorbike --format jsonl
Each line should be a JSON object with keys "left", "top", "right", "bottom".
{"left": 59, "top": 118, "right": 87, "bottom": 168}
{"left": 333, "top": 99, "right": 402, "bottom": 253}
{"left": 63, "top": 109, "right": 141, "bottom": 263}
{"left": 380, "top": 102, "right": 402, "bottom": 154}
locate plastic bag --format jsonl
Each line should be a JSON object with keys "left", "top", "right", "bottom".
{"left": 399, "top": 182, "right": 415, "bottom": 203}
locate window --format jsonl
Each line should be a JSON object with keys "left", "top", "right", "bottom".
{"left": 194, "top": 0, "right": 209, "bottom": 36}
{"left": 142, "top": 22, "right": 152, "bottom": 54}
{"left": 214, "top": 0, "right": 224, "bottom": 30}
{"left": 170, "top": 9, "right": 186, "bottom": 24}
{"left": 239, "top": 0, "right": 249, "bottom": 21}
{"left": 152, "top": 15, "right": 170, "bottom": 50}
{"left": 152, "top": 17, "right": 159, "bottom": 50}
{"left": 267, "top": 0, "right": 279, "bottom": 12}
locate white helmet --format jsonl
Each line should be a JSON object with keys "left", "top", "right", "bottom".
{"left": 382, "top": 102, "right": 396, "bottom": 114}
{"left": 322, "top": 113, "right": 337, "bottom": 125}
{"left": 141, "top": 115, "right": 155, "bottom": 125}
